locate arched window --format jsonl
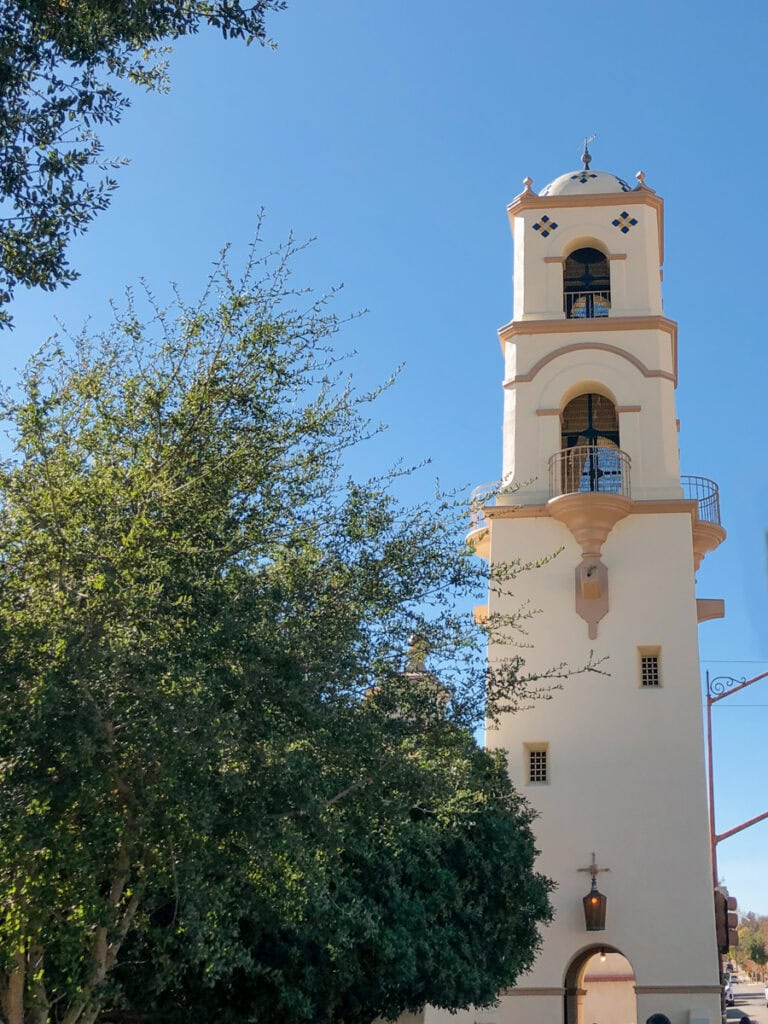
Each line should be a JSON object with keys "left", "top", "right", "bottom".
{"left": 564, "top": 247, "right": 610, "bottom": 319}
{"left": 559, "top": 393, "right": 623, "bottom": 494}
{"left": 562, "top": 393, "right": 619, "bottom": 449}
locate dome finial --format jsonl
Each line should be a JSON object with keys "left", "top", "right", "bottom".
{"left": 582, "top": 134, "right": 597, "bottom": 170}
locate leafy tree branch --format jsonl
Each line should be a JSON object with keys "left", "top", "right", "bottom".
{"left": 0, "top": 0, "right": 286, "bottom": 324}
{"left": 0, "top": 234, "right": 585, "bottom": 1022}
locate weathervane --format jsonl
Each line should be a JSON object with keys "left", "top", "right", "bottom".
{"left": 581, "top": 134, "right": 597, "bottom": 170}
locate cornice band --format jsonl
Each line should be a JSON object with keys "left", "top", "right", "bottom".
{"left": 502, "top": 341, "right": 676, "bottom": 387}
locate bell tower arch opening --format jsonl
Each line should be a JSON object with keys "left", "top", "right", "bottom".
{"left": 564, "top": 946, "right": 637, "bottom": 1024}
{"left": 557, "top": 392, "right": 624, "bottom": 496}
{"left": 561, "top": 392, "right": 619, "bottom": 451}
{"left": 564, "top": 246, "right": 611, "bottom": 319}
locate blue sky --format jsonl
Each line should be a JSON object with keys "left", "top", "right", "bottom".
{"left": 5, "top": 1, "right": 768, "bottom": 916}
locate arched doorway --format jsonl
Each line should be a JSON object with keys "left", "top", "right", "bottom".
{"left": 564, "top": 946, "right": 637, "bottom": 1024}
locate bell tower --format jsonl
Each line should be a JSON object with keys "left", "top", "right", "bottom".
{"left": 466, "top": 153, "right": 726, "bottom": 1024}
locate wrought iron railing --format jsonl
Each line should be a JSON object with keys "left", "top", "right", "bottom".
{"left": 469, "top": 481, "right": 514, "bottom": 531}
{"left": 564, "top": 290, "right": 611, "bottom": 319}
{"left": 549, "top": 445, "right": 631, "bottom": 499}
{"left": 681, "top": 475, "right": 722, "bottom": 526}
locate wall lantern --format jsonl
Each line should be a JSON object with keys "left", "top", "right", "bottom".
{"left": 583, "top": 876, "right": 607, "bottom": 931}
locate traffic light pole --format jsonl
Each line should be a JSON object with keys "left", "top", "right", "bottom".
{"left": 706, "top": 669, "right": 768, "bottom": 888}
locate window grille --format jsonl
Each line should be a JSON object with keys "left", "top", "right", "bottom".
{"left": 529, "top": 749, "right": 548, "bottom": 783}
{"left": 641, "top": 654, "right": 661, "bottom": 687}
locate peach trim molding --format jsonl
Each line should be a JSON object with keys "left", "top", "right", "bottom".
{"left": 485, "top": 499, "right": 698, "bottom": 522}
{"left": 485, "top": 505, "right": 551, "bottom": 519}
{"left": 634, "top": 986, "right": 722, "bottom": 995}
{"left": 502, "top": 341, "right": 676, "bottom": 388}
{"left": 697, "top": 598, "right": 725, "bottom": 623}
{"left": 584, "top": 974, "right": 636, "bottom": 983}
{"left": 544, "top": 253, "right": 626, "bottom": 265}
{"left": 473, "top": 603, "right": 489, "bottom": 625}
{"left": 498, "top": 315, "right": 678, "bottom": 383}
{"left": 536, "top": 405, "right": 640, "bottom": 416}
{"left": 499, "top": 314, "right": 676, "bottom": 339}
{"left": 692, "top": 520, "right": 727, "bottom": 572}
{"left": 507, "top": 186, "right": 665, "bottom": 265}
{"left": 500, "top": 987, "right": 565, "bottom": 997}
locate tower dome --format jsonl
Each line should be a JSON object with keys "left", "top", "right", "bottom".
{"left": 539, "top": 168, "right": 634, "bottom": 196}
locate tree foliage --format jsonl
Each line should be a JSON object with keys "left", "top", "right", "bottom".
{"left": 738, "top": 914, "right": 768, "bottom": 971}
{"left": 117, "top": 704, "right": 551, "bottom": 1024}
{"left": 0, "top": 237, "right": 563, "bottom": 1023}
{"left": 0, "top": 0, "right": 285, "bottom": 325}
{"left": 735, "top": 913, "right": 766, "bottom": 976}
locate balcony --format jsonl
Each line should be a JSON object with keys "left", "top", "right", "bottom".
{"left": 469, "top": 481, "right": 500, "bottom": 533}
{"left": 681, "top": 475, "right": 725, "bottom": 572}
{"left": 681, "top": 475, "right": 722, "bottom": 526}
{"left": 564, "top": 290, "right": 611, "bottom": 319}
{"left": 549, "top": 445, "right": 631, "bottom": 499}
{"left": 467, "top": 481, "right": 518, "bottom": 558}
{"left": 467, "top": 466, "right": 724, "bottom": 572}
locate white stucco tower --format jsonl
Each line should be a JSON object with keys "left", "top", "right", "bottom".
{"left": 463, "top": 159, "right": 726, "bottom": 1024}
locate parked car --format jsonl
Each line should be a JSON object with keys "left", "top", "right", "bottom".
{"left": 724, "top": 979, "right": 734, "bottom": 1007}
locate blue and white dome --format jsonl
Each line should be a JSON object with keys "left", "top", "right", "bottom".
{"left": 539, "top": 169, "right": 634, "bottom": 197}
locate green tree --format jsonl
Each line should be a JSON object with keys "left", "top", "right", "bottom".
{"left": 117, "top": 679, "right": 552, "bottom": 1024}
{"left": 748, "top": 938, "right": 768, "bottom": 968}
{"left": 0, "top": 0, "right": 285, "bottom": 325}
{"left": 0, "top": 238, "right": 563, "bottom": 1023}
{"left": 735, "top": 913, "right": 768, "bottom": 978}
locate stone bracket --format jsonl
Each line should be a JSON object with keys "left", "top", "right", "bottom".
{"left": 575, "top": 557, "right": 609, "bottom": 640}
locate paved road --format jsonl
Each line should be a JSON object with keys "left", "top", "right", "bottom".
{"left": 731, "top": 981, "right": 768, "bottom": 1024}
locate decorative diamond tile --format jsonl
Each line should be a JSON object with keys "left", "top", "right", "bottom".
{"left": 615, "top": 176, "right": 632, "bottom": 192}
{"left": 611, "top": 211, "right": 638, "bottom": 234}
{"left": 570, "top": 172, "right": 598, "bottom": 184}
{"left": 532, "top": 214, "right": 559, "bottom": 238}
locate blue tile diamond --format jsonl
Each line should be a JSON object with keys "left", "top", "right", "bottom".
{"left": 533, "top": 216, "right": 559, "bottom": 238}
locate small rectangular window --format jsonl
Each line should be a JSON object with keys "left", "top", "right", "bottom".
{"left": 639, "top": 647, "right": 662, "bottom": 687}
{"left": 526, "top": 745, "right": 548, "bottom": 783}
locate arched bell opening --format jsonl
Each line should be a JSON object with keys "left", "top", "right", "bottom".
{"left": 564, "top": 945, "right": 637, "bottom": 1024}
{"left": 564, "top": 246, "right": 611, "bottom": 319}
{"left": 552, "top": 393, "right": 628, "bottom": 497}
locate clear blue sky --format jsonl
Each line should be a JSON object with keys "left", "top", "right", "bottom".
{"left": 5, "top": 0, "right": 768, "bottom": 916}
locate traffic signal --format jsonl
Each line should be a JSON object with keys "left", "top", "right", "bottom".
{"left": 714, "top": 888, "right": 738, "bottom": 954}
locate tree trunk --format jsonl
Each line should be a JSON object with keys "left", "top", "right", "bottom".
{"left": 1, "top": 949, "right": 25, "bottom": 1024}
{"left": 27, "top": 943, "right": 49, "bottom": 1024}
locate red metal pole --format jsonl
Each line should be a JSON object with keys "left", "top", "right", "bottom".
{"left": 716, "top": 810, "right": 768, "bottom": 844}
{"left": 706, "top": 671, "right": 718, "bottom": 888}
